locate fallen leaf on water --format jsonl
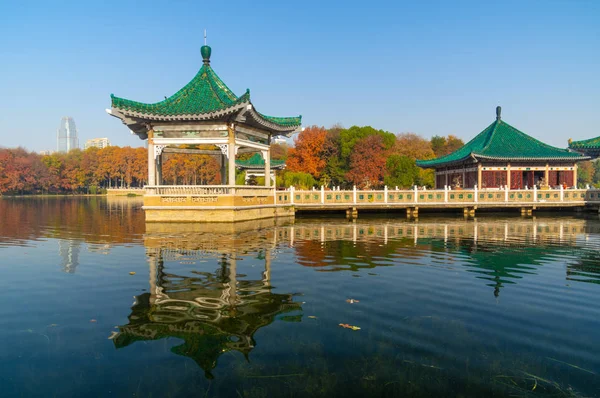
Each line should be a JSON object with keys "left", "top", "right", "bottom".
{"left": 129, "top": 272, "right": 136, "bottom": 275}
{"left": 308, "top": 316, "right": 317, "bottom": 319}
{"left": 339, "top": 323, "right": 361, "bottom": 331}
{"left": 346, "top": 299, "right": 360, "bottom": 304}
{"left": 90, "top": 319, "right": 97, "bottom": 323}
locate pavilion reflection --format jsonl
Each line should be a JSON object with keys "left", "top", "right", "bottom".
{"left": 111, "top": 218, "right": 301, "bottom": 379}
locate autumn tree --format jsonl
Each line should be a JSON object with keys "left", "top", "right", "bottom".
{"left": 431, "top": 135, "right": 464, "bottom": 157}
{"left": 286, "top": 126, "right": 328, "bottom": 179}
{"left": 346, "top": 135, "right": 387, "bottom": 189}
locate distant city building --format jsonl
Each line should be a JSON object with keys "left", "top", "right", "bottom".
{"left": 57, "top": 117, "right": 79, "bottom": 153}
{"left": 271, "top": 136, "right": 287, "bottom": 145}
{"left": 84, "top": 137, "right": 111, "bottom": 150}
{"left": 39, "top": 150, "right": 54, "bottom": 156}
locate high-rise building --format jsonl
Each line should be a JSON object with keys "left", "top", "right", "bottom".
{"left": 84, "top": 137, "right": 110, "bottom": 150}
{"left": 57, "top": 117, "right": 79, "bottom": 152}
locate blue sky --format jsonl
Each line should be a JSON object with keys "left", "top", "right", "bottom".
{"left": 0, "top": 0, "right": 598, "bottom": 151}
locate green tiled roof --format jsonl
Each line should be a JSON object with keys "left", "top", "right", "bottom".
{"left": 111, "top": 65, "right": 247, "bottom": 116}
{"left": 417, "top": 118, "right": 587, "bottom": 168}
{"left": 569, "top": 136, "right": 600, "bottom": 150}
{"left": 110, "top": 46, "right": 301, "bottom": 130}
{"left": 236, "top": 153, "right": 285, "bottom": 169}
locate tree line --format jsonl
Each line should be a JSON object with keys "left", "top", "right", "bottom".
{"left": 2, "top": 124, "right": 598, "bottom": 194}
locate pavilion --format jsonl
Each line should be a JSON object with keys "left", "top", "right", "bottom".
{"left": 569, "top": 136, "right": 600, "bottom": 159}
{"left": 107, "top": 43, "right": 301, "bottom": 222}
{"left": 417, "top": 107, "right": 588, "bottom": 189}
{"left": 236, "top": 152, "right": 286, "bottom": 185}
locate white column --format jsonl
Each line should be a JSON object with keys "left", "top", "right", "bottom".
{"left": 533, "top": 185, "right": 537, "bottom": 202}
{"left": 263, "top": 149, "right": 270, "bottom": 187}
{"left": 321, "top": 185, "right": 325, "bottom": 204}
{"left": 505, "top": 185, "right": 509, "bottom": 202}
{"left": 444, "top": 185, "right": 448, "bottom": 203}
{"left": 147, "top": 141, "right": 156, "bottom": 186}
{"left": 290, "top": 186, "right": 295, "bottom": 204}
{"left": 414, "top": 185, "right": 418, "bottom": 203}
{"left": 474, "top": 184, "right": 478, "bottom": 203}
{"left": 384, "top": 186, "right": 388, "bottom": 204}
{"left": 353, "top": 185, "right": 357, "bottom": 204}
{"left": 228, "top": 144, "right": 235, "bottom": 186}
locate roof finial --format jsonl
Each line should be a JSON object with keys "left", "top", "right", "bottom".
{"left": 201, "top": 30, "right": 211, "bottom": 65}
{"left": 496, "top": 106, "right": 502, "bottom": 121}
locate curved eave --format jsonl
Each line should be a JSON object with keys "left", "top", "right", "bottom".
{"left": 416, "top": 154, "right": 474, "bottom": 169}
{"left": 416, "top": 152, "right": 588, "bottom": 169}
{"left": 246, "top": 107, "right": 302, "bottom": 136}
{"left": 111, "top": 100, "right": 249, "bottom": 122}
{"left": 473, "top": 154, "right": 590, "bottom": 162}
{"left": 569, "top": 144, "right": 600, "bottom": 150}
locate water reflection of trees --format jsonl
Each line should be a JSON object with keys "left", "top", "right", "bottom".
{"left": 0, "top": 197, "right": 144, "bottom": 246}
{"left": 112, "top": 221, "right": 301, "bottom": 379}
{"left": 289, "top": 217, "right": 600, "bottom": 295}
{"left": 0, "top": 197, "right": 145, "bottom": 272}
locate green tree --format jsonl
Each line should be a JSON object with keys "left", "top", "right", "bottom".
{"left": 384, "top": 155, "right": 419, "bottom": 188}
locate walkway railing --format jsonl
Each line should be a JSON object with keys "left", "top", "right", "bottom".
{"left": 140, "top": 184, "right": 600, "bottom": 208}
{"left": 277, "top": 185, "right": 600, "bottom": 207}
{"left": 145, "top": 185, "right": 274, "bottom": 197}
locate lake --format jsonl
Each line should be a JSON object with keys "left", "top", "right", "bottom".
{"left": 1, "top": 197, "right": 599, "bottom": 397}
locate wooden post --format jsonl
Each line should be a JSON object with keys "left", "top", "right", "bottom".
{"left": 477, "top": 164, "right": 482, "bottom": 188}
{"left": 545, "top": 163, "right": 549, "bottom": 188}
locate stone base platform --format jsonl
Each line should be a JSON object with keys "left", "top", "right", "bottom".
{"left": 143, "top": 204, "right": 294, "bottom": 223}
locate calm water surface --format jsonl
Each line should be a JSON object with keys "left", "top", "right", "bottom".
{"left": 1, "top": 197, "right": 599, "bottom": 397}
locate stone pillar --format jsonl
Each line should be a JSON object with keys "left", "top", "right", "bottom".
{"left": 263, "top": 149, "right": 270, "bottom": 187}
{"left": 220, "top": 154, "right": 227, "bottom": 185}
{"left": 228, "top": 126, "right": 236, "bottom": 186}
{"left": 157, "top": 153, "right": 163, "bottom": 185}
{"left": 384, "top": 186, "right": 388, "bottom": 204}
{"left": 445, "top": 168, "right": 449, "bottom": 187}
{"left": 573, "top": 164, "right": 578, "bottom": 188}
{"left": 147, "top": 139, "right": 156, "bottom": 186}
{"left": 507, "top": 163, "right": 511, "bottom": 190}
{"left": 477, "top": 164, "right": 483, "bottom": 188}
{"left": 544, "top": 163, "right": 549, "bottom": 187}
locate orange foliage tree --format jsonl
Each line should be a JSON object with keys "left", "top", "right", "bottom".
{"left": 286, "top": 126, "right": 328, "bottom": 179}
{"left": 346, "top": 135, "right": 387, "bottom": 189}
